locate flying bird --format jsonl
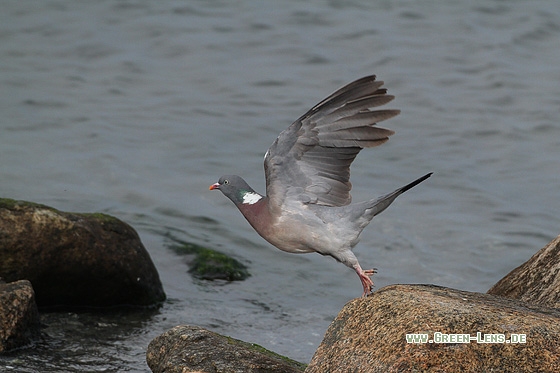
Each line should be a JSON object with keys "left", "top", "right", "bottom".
{"left": 210, "top": 75, "right": 432, "bottom": 296}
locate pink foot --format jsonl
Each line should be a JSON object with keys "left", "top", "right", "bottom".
{"left": 353, "top": 265, "right": 377, "bottom": 297}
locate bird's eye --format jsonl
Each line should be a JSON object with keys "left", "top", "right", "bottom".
{"left": 224, "top": 179, "right": 229, "bottom": 185}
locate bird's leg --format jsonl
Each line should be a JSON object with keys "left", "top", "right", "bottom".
{"left": 353, "top": 264, "right": 377, "bottom": 297}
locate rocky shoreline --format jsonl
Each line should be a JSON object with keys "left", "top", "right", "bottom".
{"left": 1, "top": 198, "right": 559, "bottom": 371}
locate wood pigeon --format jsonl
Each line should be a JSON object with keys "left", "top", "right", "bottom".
{"left": 210, "top": 75, "right": 432, "bottom": 296}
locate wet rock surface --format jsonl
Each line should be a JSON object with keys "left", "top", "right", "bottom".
{"left": 146, "top": 325, "right": 306, "bottom": 373}
{"left": 0, "top": 280, "right": 40, "bottom": 352}
{"left": 0, "top": 198, "right": 165, "bottom": 308}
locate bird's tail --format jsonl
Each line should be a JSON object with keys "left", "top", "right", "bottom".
{"left": 365, "top": 172, "right": 433, "bottom": 219}
{"left": 397, "top": 172, "right": 433, "bottom": 194}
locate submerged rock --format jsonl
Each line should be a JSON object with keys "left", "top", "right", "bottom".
{"left": 488, "top": 234, "right": 560, "bottom": 309}
{"left": 146, "top": 325, "right": 306, "bottom": 373}
{"left": 169, "top": 241, "right": 250, "bottom": 281}
{"left": 0, "top": 198, "right": 165, "bottom": 308}
{"left": 0, "top": 280, "right": 40, "bottom": 352}
{"left": 306, "top": 284, "right": 560, "bottom": 373}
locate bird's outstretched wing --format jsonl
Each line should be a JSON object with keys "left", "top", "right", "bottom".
{"left": 264, "top": 75, "right": 399, "bottom": 210}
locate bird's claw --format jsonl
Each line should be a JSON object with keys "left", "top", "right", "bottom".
{"left": 358, "top": 267, "right": 377, "bottom": 297}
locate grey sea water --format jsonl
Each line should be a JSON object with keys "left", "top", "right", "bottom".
{"left": 1, "top": 1, "right": 559, "bottom": 371}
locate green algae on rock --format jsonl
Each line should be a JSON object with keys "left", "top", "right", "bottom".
{"left": 168, "top": 241, "right": 250, "bottom": 281}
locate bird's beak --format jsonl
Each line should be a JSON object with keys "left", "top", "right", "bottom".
{"left": 209, "top": 182, "right": 220, "bottom": 190}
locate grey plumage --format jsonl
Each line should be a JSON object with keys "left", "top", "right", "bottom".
{"left": 210, "top": 75, "right": 432, "bottom": 296}
{"left": 265, "top": 75, "right": 399, "bottom": 209}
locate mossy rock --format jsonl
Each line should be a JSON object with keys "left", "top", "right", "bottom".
{"left": 0, "top": 198, "right": 52, "bottom": 210}
{"left": 147, "top": 325, "right": 306, "bottom": 372}
{"left": 169, "top": 241, "right": 250, "bottom": 281}
{"left": 225, "top": 336, "right": 307, "bottom": 371}
{"left": 0, "top": 198, "right": 166, "bottom": 307}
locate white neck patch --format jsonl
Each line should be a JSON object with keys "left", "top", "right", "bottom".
{"left": 242, "top": 191, "right": 263, "bottom": 205}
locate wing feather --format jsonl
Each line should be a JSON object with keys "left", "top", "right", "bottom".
{"left": 264, "top": 75, "right": 398, "bottom": 209}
